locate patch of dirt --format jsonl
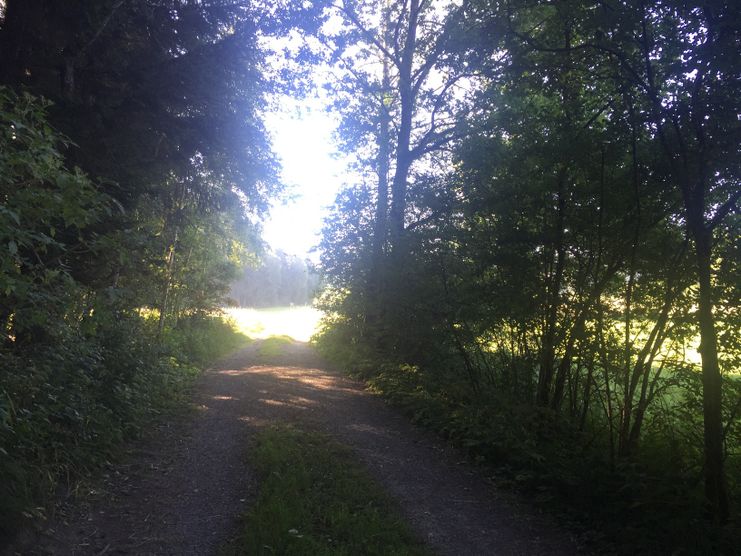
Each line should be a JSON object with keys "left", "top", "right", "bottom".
{"left": 7, "top": 340, "right": 585, "bottom": 555}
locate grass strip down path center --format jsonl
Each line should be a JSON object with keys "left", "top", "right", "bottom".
{"left": 224, "top": 424, "right": 429, "bottom": 556}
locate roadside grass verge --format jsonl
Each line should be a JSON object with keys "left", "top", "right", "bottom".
{"left": 224, "top": 424, "right": 429, "bottom": 556}
{"left": 164, "top": 312, "right": 252, "bottom": 367}
{"left": 0, "top": 312, "right": 250, "bottom": 544}
{"left": 335, "top": 361, "right": 740, "bottom": 555}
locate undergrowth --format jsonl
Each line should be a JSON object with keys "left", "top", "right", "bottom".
{"left": 224, "top": 424, "right": 428, "bottom": 556}
{"left": 315, "top": 328, "right": 741, "bottom": 555}
{"left": 0, "top": 312, "right": 249, "bottom": 543}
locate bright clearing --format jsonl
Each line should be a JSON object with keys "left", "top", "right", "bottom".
{"left": 261, "top": 96, "right": 346, "bottom": 260}
{"left": 225, "top": 306, "right": 323, "bottom": 343}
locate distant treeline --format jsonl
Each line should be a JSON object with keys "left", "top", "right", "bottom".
{"left": 229, "top": 252, "right": 320, "bottom": 308}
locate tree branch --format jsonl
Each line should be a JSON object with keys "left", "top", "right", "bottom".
{"left": 708, "top": 189, "right": 741, "bottom": 231}
{"left": 339, "top": 1, "right": 400, "bottom": 68}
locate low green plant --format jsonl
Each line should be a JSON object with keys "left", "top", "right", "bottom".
{"left": 162, "top": 312, "right": 251, "bottom": 367}
{"left": 225, "top": 424, "right": 429, "bottom": 556}
{"left": 0, "top": 87, "right": 255, "bottom": 545}
{"left": 0, "top": 312, "right": 249, "bottom": 543}
{"left": 316, "top": 325, "right": 741, "bottom": 555}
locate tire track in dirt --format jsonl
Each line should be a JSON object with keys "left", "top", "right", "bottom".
{"left": 10, "top": 340, "right": 582, "bottom": 555}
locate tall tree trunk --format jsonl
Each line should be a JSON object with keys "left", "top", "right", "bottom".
{"left": 388, "top": 0, "right": 420, "bottom": 251}
{"left": 370, "top": 3, "right": 391, "bottom": 301}
{"left": 634, "top": 3, "right": 730, "bottom": 520}
{"left": 691, "top": 221, "right": 729, "bottom": 522}
{"left": 373, "top": 56, "right": 390, "bottom": 267}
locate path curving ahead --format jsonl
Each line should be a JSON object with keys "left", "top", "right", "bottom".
{"left": 14, "top": 339, "right": 582, "bottom": 555}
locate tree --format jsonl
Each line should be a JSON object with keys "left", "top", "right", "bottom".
{"left": 328, "top": 0, "right": 475, "bottom": 250}
{"left": 605, "top": 2, "right": 741, "bottom": 522}
{"left": 229, "top": 251, "right": 318, "bottom": 308}
{"left": 0, "top": 1, "right": 306, "bottom": 534}
{"left": 0, "top": 88, "right": 110, "bottom": 347}
{"left": 318, "top": 1, "right": 740, "bottom": 539}
{"left": 0, "top": 0, "right": 280, "bottom": 318}
{"left": 502, "top": 0, "right": 740, "bottom": 522}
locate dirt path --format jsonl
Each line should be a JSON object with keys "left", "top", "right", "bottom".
{"left": 12, "top": 340, "right": 583, "bottom": 555}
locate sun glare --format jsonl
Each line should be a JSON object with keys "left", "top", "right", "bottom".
{"left": 226, "top": 306, "right": 323, "bottom": 342}
{"left": 262, "top": 96, "right": 346, "bottom": 260}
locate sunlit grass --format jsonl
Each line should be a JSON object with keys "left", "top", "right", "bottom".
{"left": 258, "top": 335, "right": 295, "bottom": 359}
{"left": 224, "top": 306, "right": 323, "bottom": 343}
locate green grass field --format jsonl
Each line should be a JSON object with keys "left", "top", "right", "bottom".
{"left": 225, "top": 306, "right": 323, "bottom": 343}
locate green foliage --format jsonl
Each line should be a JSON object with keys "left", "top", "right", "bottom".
{"left": 0, "top": 57, "right": 256, "bottom": 543}
{"left": 0, "top": 310, "right": 249, "bottom": 540}
{"left": 0, "top": 88, "right": 111, "bottom": 338}
{"left": 257, "top": 335, "right": 294, "bottom": 360}
{"left": 318, "top": 336, "right": 740, "bottom": 554}
{"left": 1, "top": 0, "right": 280, "bottom": 211}
{"left": 225, "top": 424, "right": 429, "bottom": 556}
{"left": 0, "top": 1, "right": 314, "bottom": 548}
{"left": 317, "top": 0, "right": 740, "bottom": 548}
{"left": 161, "top": 312, "right": 251, "bottom": 368}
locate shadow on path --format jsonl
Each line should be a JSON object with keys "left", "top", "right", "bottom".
{"left": 13, "top": 339, "right": 581, "bottom": 556}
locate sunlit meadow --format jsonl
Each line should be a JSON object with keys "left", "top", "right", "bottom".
{"left": 225, "top": 306, "right": 323, "bottom": 343}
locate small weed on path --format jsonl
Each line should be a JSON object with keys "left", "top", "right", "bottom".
{"left": 224, "top": 424, "right": 430, "bottom": 556}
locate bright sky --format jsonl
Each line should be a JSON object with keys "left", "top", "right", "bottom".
{"left": 261, "top": 95, "right": 346, "bottom": 262}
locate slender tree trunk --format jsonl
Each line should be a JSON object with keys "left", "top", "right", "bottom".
{"left": 550, "top": 313, "right": 586, "bottom": 411}
{"left": 597, "top": 303, "right": 617, "bottom": 469}
{"left": 579, "top": 357, "right": 594, "bottom": 431}
{"left": 171, "top": 244, "right": 193, "bottom": 327}
{"left": 157, "top": 228, "right": 178, "bottom": 337}
{"left": 627, "top": 342, "right": 668, "bottom": 454}
{"left": 621, "top": 123, "right": 640, "bottom": 445}
{"left": 536, "top": 168, "right": 568, "bottom": 406}
{"left": 624, "top": 243, "right": 690, "bottom": 453}
{"left": 618, "top": 302, "right": 669, "bottom": 457}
